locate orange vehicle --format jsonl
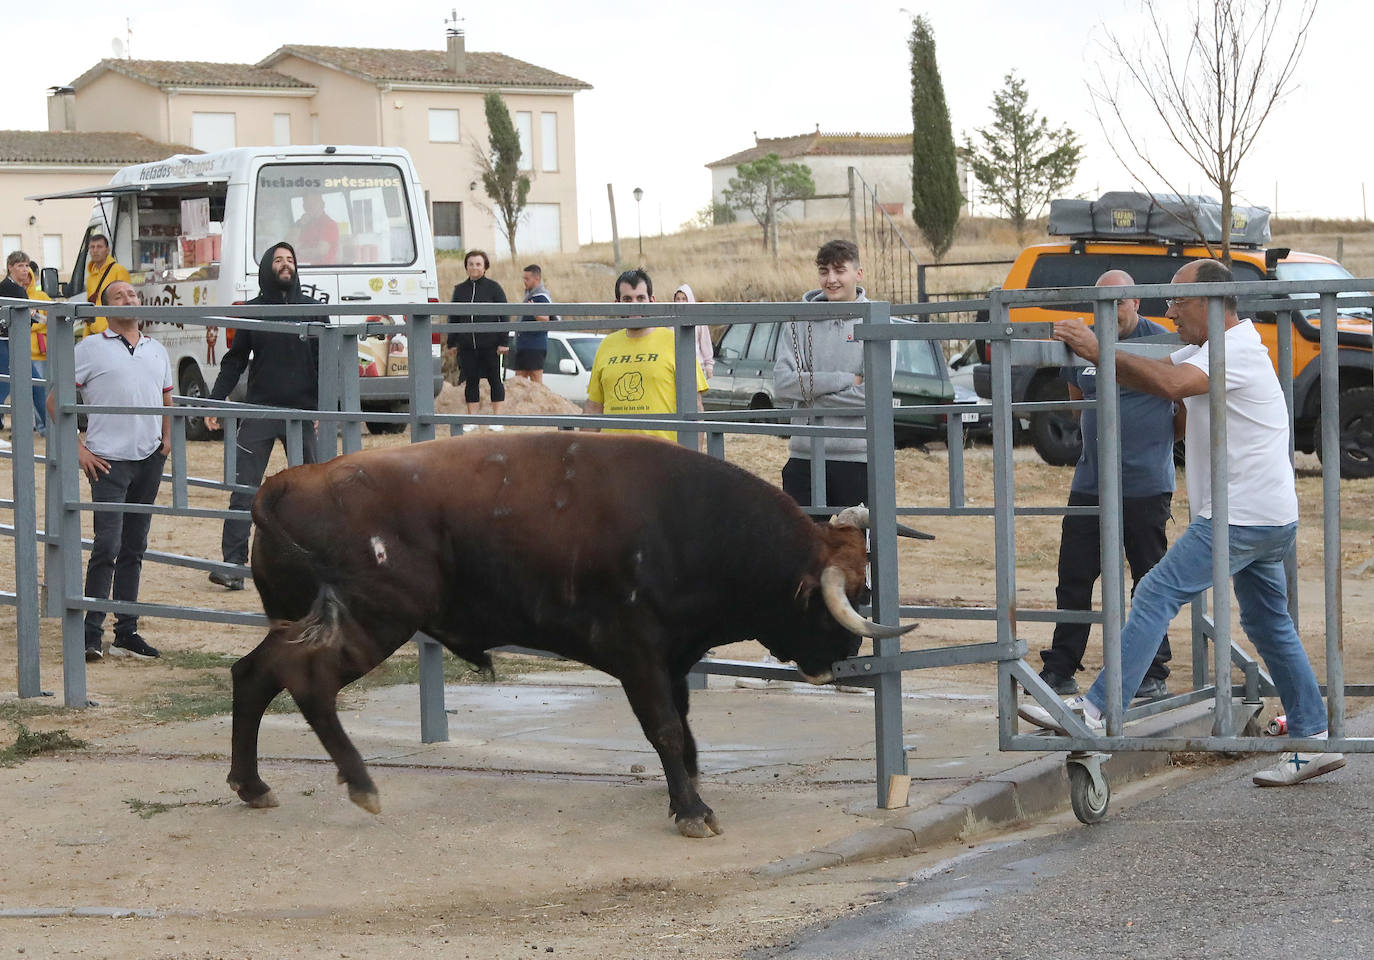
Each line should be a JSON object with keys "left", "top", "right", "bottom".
{"left": 973, "top": 235, "right": 1373, "bottom": 476}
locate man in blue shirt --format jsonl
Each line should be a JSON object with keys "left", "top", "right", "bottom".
{"left": 1039, "top": 270, "right": 1180, "bottom": 699}
{"left": 512, "top": 264, "right": 554, "bottom": 383}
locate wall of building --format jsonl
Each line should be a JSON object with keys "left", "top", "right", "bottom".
{"left": 73, "top": 73, "right": 166, "bottom": 141}
{"left": 712, "top": 152, "right": 970, "bottom": 224}
{"left": 0, "top": 168, "right": 121, "bottom": 279}
{"left": 378, "top": 87, "right": 580, "bottom": 258}
{"left": 267, "top": 56, "right": 382, "bottom": 147}
{"left": 166, "top": 92, "right": 314, "bottom": 149}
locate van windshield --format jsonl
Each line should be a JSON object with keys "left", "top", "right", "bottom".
{"left": 254, "top": 162, "right": 417, "bottom": 269}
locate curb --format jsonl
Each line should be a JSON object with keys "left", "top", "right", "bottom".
{"left": 755, "top": 699, "right": 1259, "bottom": 879}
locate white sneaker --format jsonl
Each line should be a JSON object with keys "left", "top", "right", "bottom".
{"left": 0, "top": 437, "right": 11, "bottom": 452}
{"left": 489, "top": 424, "right": 505, "bottom": 432}
{"left": 1018, "top": 695, "right": 1105, "bottom": 735}
{"left": 1252, "top": 750, "right": 1346, "bottom": 786}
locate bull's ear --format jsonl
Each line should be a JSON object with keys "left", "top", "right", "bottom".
{"left": 794, "top": 573, "right": 819, "bottom": 605}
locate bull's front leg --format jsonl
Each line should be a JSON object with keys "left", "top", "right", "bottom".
{"left": 620, "top": 670, "right": 721, "bottom": 838}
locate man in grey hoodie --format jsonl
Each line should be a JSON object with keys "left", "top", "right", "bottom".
{"left": 773, "top": 239, "right": 870, "bottom": 512}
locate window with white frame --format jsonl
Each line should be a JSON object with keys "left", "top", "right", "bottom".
{"left": 42, "top": 235, "right": 62, "bottom": 271}
{"left": 515, "top": 112, "right": 532, "bottom": 172}
{"left": 273, "top": 113, "right": 291, "bottom": 146}
{"left": 2, "top": 235, "right": 20, "bottom": 259}
{"left": 192, "top": 112, "right": 236, "bottom": 152}
{"left": 429, "top": 109, "right": 460, "bottom": 143}
{"left": 540, "top": 112, "right": 558, "bottom": 171}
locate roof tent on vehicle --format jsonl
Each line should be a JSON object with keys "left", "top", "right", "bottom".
{"left": 1048, "top": 191, "right": 1271, "bottom": 247}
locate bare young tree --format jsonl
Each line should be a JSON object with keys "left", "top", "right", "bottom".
{"left": 1091, "top": 0, "right": 1318, "bottom": 264}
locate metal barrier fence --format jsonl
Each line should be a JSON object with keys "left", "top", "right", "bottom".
{"left": 1, "top": 280, "right": 1370, "bottom": 823}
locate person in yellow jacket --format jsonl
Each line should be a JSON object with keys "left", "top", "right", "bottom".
{"left": 26, "top": 260, "right": 51, "bottom": 378}
{"left": 82, "top": 234, "right": 129, "bottom": 339}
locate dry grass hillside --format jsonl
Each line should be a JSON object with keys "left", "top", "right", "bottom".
{"left": 438, "top": 215, "right": 1374, "bottom": 308}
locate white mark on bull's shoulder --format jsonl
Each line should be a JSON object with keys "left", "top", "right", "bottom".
{"left": 553, "top": 487, "right": 570, "bottom": 510}
{"left": 485, "top": 452, "right": 508, "bottom": 465}
{"left": 493, "top": 506, "right": 513, "bottom": 519}
{"left": 628, "top": 588, "right": 638, "bottom": 604}
{"left": 563, "top": 466, "right": 575, "bottom": 481}
{"left": 370, "top": 536, "right": 389, "bottom": 566}
{"left": 411, "top": 472, "right": 421, "bottom": 484}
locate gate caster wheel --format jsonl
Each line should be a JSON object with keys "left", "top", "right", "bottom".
{"left": 1067, "top": 751, "right": 1111, "bottom": 824}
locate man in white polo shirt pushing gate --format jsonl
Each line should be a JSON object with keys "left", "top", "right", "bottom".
{"left": 50, "top": 280, "right": 172, "bottom": 661}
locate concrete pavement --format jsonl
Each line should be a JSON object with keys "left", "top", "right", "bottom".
{"left": 95, "top": 661, "right": 1247, "bottom": 883}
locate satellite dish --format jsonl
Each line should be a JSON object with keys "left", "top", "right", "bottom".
{"left": 111, "top": 37, "right": 124, "bottom": 57}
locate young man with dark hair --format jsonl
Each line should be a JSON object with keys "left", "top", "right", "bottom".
{"left": 49, "top": 280, "right": 172, "bottom": 660}
{"left": 205, "top": 242, "right": 323, "bottom": 591}
{"left": 774, "top": 239, "right": 870, "bottom": 511}
{"left": 514, "top": 264, "right": 554, "bottom": 383}
{"left": 447, "top": 250, "right": 510, "bottom": 423}
{"left": 583, "top": 269, "right": 706, "bottom": 443}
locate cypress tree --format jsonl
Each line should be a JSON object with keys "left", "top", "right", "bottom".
{"left": 909, "top": 16, "right": 962, "bottom": 261}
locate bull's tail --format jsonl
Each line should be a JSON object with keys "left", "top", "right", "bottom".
{"left": 278, "top": 584, "right": 351, "bottom": 648}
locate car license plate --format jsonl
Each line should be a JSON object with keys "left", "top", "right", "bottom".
{"left": 961, "top": 411, "right": 980, "bottom": 423}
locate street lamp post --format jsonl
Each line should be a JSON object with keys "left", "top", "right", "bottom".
{"left": 632, "top": 186, "right": 644, "bottom": 261}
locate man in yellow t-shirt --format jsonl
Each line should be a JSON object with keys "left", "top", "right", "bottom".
{"left": 83, "top": 234, "right": 131, "bottom": 338}
{"left": 584, "top": 269, "right": 707, "bottom": 444}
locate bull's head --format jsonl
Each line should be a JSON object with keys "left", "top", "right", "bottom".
{"left": 774, "top": 507, "right": 922, "bottom": 684}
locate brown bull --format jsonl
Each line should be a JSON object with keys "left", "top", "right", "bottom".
{"left": 227, "top": 432, "right": 913, "bottom": 837}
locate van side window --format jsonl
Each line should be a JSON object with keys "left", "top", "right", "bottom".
{"left": 254, "top": 162, "right": 417, "bottom": 268}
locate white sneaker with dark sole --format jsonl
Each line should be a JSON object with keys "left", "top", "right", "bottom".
{"left": 1018, "top": 695, "right": 1105, "bottom": 735}
{"left": 1252, "top": 750, "right": 1346, "bottom": 786}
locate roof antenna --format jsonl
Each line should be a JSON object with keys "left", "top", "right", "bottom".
{"left": 444, "top": 7, "right": 465, "bottom": 36}
{"left": 126, "top": 17, "right": 133, "bottom": 58}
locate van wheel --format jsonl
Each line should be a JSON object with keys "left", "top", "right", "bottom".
{"left": 1314, "top": 386, "right": 1374, "bottom": 479}
{"left": 180, "top": 367, "right": 217, "bottom": 442}
{"left": 1028, "top": 376, "right": 1082, "bottom": 466}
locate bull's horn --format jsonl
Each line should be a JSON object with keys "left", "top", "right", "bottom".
{"left": 819, "top": 566, "right": 916, "bottom": 639}
{"left": 831, "top": 505, "right": 869, "bottom": 529}
{"left": 830, "top": 505, "right": 934, "bottom": 540}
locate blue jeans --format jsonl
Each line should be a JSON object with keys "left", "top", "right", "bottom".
{"left": 1085, "top": 517, "right": 1327, "bottom": 737}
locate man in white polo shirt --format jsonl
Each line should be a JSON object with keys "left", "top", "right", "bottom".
{"left": 50, "top": 280, "right": 172, "bottom": 662}
{"left": 1020, "top": 258, "right": 1342, "bottom": 787}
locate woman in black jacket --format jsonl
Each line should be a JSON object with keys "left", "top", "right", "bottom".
{"left": 446, "top": 250, "right": 510, "bottom": 423}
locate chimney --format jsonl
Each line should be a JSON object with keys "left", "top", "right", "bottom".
{"left": 446, "top": 30, "right": 465, "bottom": 75}
{"left": 47, "top": 86, "right": 76, "bottom": 132}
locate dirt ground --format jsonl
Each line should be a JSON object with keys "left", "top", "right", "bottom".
{"left": 2, "top": 393, "right": 1373, "bottom": 957}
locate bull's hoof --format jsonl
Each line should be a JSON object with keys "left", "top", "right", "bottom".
{"left": 676, "top": 813, "right": 723, "bottom": 838}
{"left": 245, "top": 789, "right": 280, "bottom": 809}
{"left": 348, "top": 786, "right": 382, "bottom": 815}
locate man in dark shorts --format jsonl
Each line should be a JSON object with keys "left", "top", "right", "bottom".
{"left": 446, "top": 250, "right": 509, "bottom": 423}
{"left": 513, "top": 264, "right": 555, "bottom": 383}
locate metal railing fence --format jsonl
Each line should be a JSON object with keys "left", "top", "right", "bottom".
{"left": 2, "top": 279, "right": 1371, "bottom": 818}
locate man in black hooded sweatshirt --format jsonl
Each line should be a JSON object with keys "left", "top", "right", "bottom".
{"left": 204, "top": 242, "right": 323, "bottom": 590}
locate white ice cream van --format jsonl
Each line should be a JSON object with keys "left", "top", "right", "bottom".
{"left": 30, "top": 145, "right": 442, "bottom": 437}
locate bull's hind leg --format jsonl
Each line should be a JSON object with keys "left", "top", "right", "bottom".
{"left": 290, "top": 686, "right": 381, "bottom": 814}
{"left": 672, "top": 672, "right": 719, "bottom": 836}
{"left": 227, "top": 635, "right": 288, "bottom": 808}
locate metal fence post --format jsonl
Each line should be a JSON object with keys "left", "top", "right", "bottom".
{"left": 339, "top": 329, "right": 363, "bottom": 454}
{"left": 1318, "top": 292, "right": 1344, "bottom": 737}
{"left": 1093, "top": 297, "right": 1125, "bottom": 735}
{"left": 1277, "top": 309, "right": 1298, "bottom": 630}
{"left": 7, "top": 305, "right": 42, "bottom": 697}
{"left": 408, "top": 312, "right": 449, "bottom": 743}
{"left": 988, "top": 291, "right": 1021, "bottom": 741}
{"left": 53, "top": 306, "right": 87, "bottom": 707}
{"left": 1207, "top": 296, "right": 1234, "bottom": 737}
{"left": 864, "top": 301, "right": 908, "bottom": 806}
{"left": 317, "top": 325, "right": 342, "bottom": 460}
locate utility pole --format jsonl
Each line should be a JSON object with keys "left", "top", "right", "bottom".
{"left": 607, "top": 183, "right": 622, "bottom": 272}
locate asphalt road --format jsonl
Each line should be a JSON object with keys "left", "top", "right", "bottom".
{"left": 766, "top": 717, "right": 1374, "bottom": 959}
